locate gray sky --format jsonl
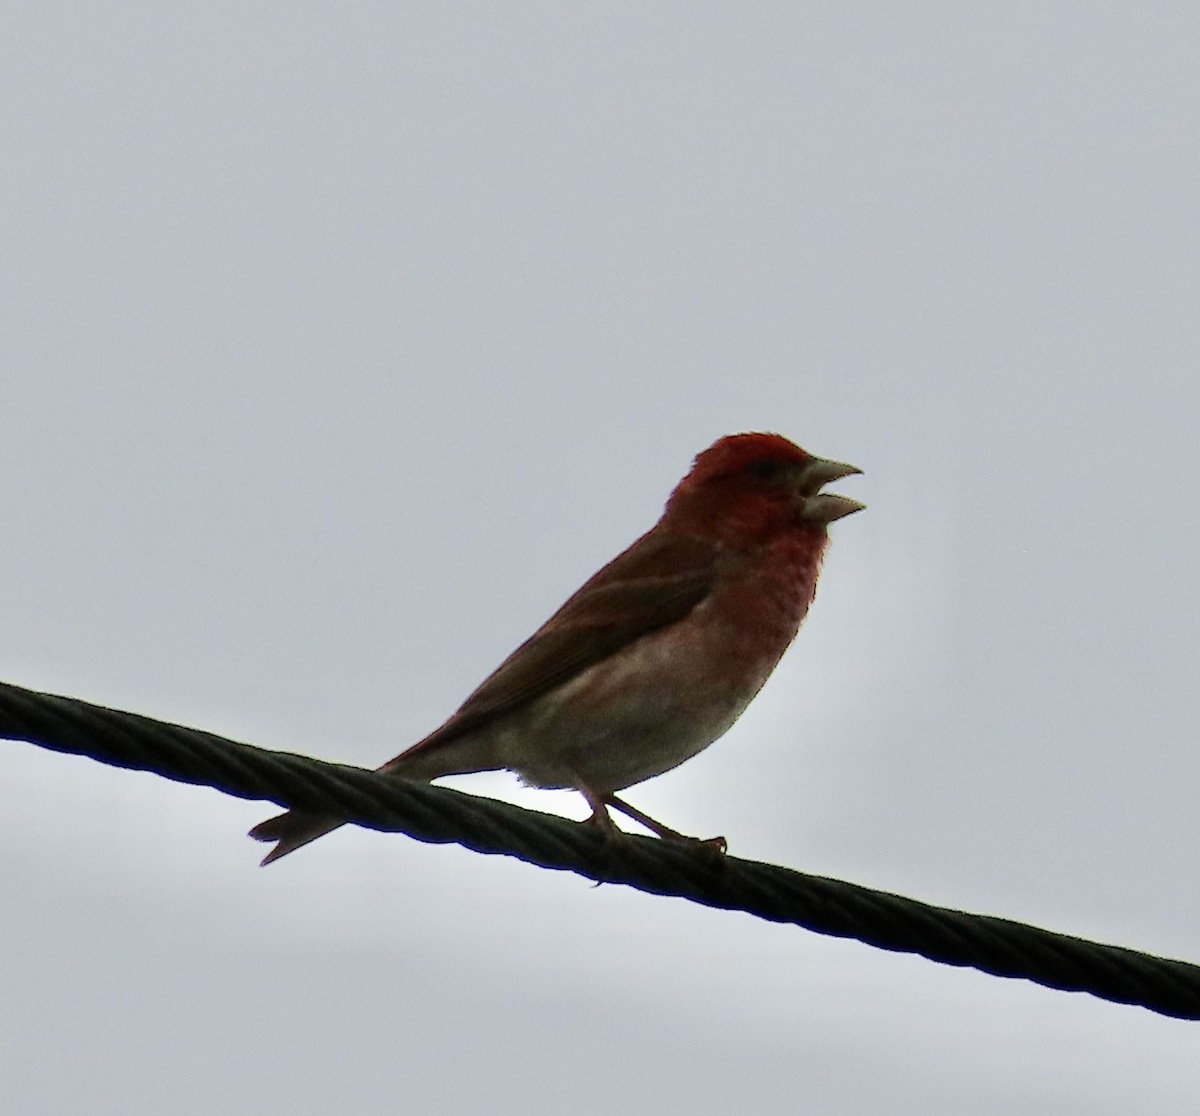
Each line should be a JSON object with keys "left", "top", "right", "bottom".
{"left": 5, "top": 5, "right": 1200, "bottom": 1113}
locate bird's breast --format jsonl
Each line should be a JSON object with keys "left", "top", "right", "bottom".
{"left": 495, "top": 528, "right": 828, "bottom": 794}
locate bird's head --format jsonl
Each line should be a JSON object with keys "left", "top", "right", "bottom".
{"left": 665, "top": 432, "right": 864, "bottom": 543}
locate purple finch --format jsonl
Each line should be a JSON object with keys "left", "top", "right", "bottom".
{"left": 251, "top": 432, "right": 862, "bottom": 863}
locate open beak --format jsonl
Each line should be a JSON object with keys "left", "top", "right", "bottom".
{"left": 797, "top": 454, "right": 864, "bottom": 523}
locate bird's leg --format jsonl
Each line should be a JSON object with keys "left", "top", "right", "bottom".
{"left": 575, "top": 783, "right": 622, "bottom": 842}
{"left": 604, "top": 794, "right": 727, "bottom": 855}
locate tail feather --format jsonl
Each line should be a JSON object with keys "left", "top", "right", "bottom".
{"left": 248, "top": 730, "right": 501, "bottom": 865}
{"left": 249, "top": 810, "right": 344, "bottom": 866}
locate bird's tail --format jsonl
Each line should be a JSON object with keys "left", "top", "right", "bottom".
{"left": 248, "top": 731, "right": 499, "bottom": 865}
{"left": 249, "top": 810, "right": 344, "bottom": 866}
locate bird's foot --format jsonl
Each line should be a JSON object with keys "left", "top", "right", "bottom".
{"left": 603, "top": 793, "right": 728, "bottom": 857}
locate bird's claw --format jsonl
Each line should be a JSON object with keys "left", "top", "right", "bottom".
{"left": 670, "top": 832, "right": 728, "bottom": 858}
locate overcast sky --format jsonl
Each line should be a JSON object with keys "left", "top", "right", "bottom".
{"left": 5, "top": 5, "right": 1200, "bottom": 1113}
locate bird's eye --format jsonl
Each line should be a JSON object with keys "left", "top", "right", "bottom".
{"left": 746, "top": 458, "right": 785, "bottom": 481}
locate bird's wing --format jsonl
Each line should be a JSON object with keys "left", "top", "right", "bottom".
{"left": 400, "top": 525, "right": 718, "bottom": 755}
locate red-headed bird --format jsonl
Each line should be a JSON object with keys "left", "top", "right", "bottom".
{"left": 250, "top": 432, "right": 862, "bottom": 863}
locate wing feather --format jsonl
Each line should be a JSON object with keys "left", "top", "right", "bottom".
{"left": 402, "top": 525, "right": 717, "bottom": 755}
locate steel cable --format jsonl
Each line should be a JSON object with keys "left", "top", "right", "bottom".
{"left": 2, "top": 678, "right": 1197, "bottom": 1020}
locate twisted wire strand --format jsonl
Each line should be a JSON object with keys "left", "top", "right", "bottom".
{"left": 2, "top": 678, "right": 1197, "bottom": 1021}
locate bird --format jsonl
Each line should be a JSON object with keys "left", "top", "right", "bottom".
{"left": 250, "top": 432, "right": 862, "bottom": 864}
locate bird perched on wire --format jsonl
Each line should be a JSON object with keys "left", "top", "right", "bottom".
{"left": 250, "top": 431, "right": 862, "bottom": 864}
